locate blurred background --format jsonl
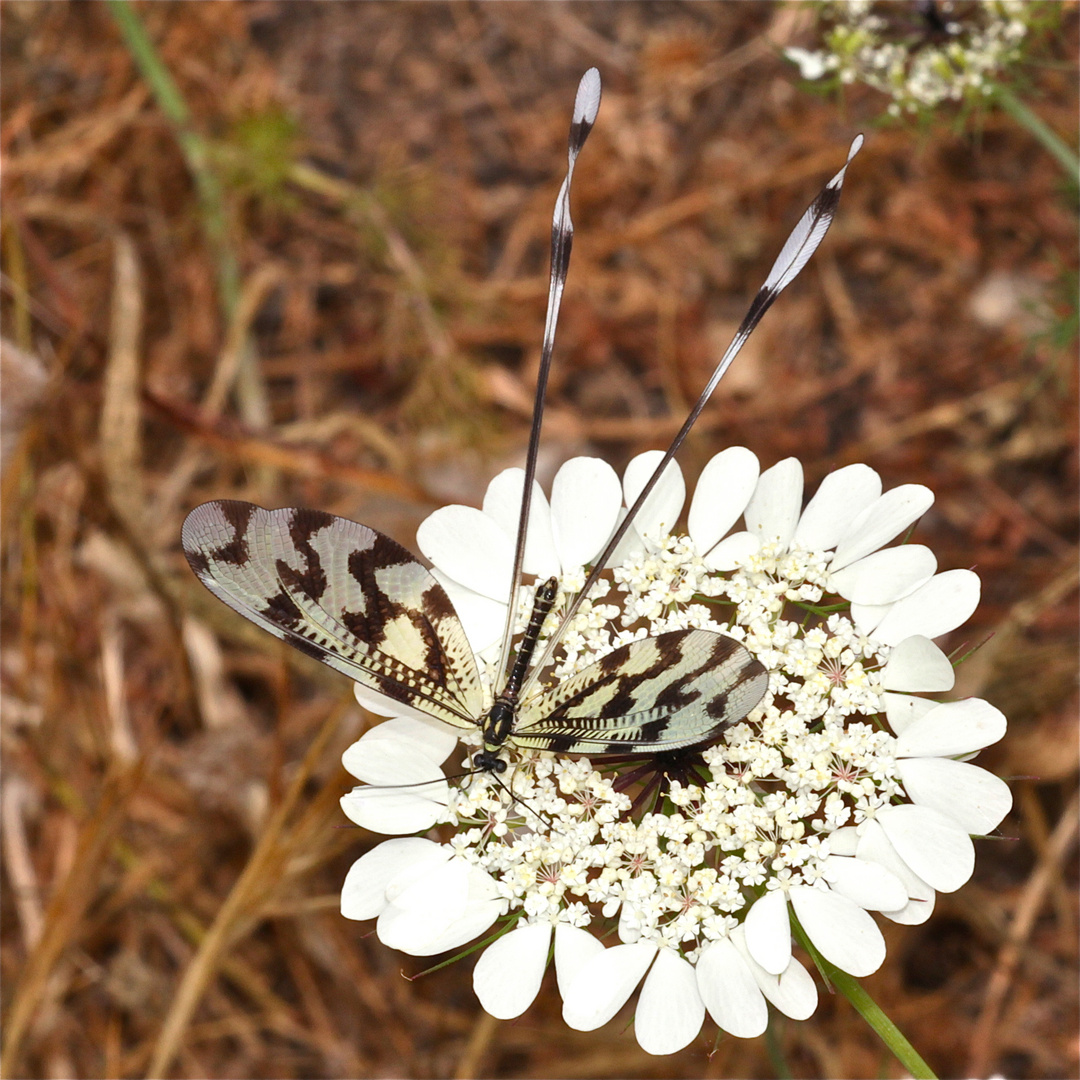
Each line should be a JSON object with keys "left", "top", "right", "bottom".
{"left": 1, "top": 2, "right": 1076, "bottom": 1077}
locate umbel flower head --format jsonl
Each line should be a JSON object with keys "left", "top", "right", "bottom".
{"left": 339, "top": 450, "right": 1011, "bottom": 1056}
{"left": 785, "top": 0, "right": 1040, "bottom": 118}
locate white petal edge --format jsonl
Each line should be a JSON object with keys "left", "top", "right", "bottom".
{"left": 789, "top": 885, "right": 886, "bottom": 977}
{"left": 339, "top": 783, "right": 447, "bottom": 835}
{"left": 870, "top": 569, "right": 981, "bottom": 646}
{"left": 702, "top": 530, "right": 760, "bottom": 571}
{"left": 732, "top": 927, "right": 818, "bottom": 1020}
{"left": 342, "top": 722, "right": 455, "bottom": 783}
{"left": 687, "top": 446, "right": 760, "bottom": 555}
{"left": 554, "top": 923, "right": 606, "bottom": 1001}
{"left": 881, "top": 635, "right": 955, "bottom": 692}
{"left": 794, "top": 463, "right": 882, "bottom": 551}
{"left": 353, "top": 681, "right": 462, "bottom": 727}
{"left": 851, "top": 599, "right": 889, "bottom": 635}
{"left": 562, "top": 941, "right": 657, "bottom": 1031}
{"left": 830, "top": 484, "right": 934, "bottom": 572}
{"left": 743, "top": 888, "right": 791, "bottom": 975}
{"left": 855, "top": 820, "right": 935, "bottom": 902}
{"left": 876, "top": 804, "right": 975, "bottom": 893}
{"left": 352, "top": 714, "right": 459, "bottom": 767}
{"left": 635, "top": 948, "right": 705, "bottom": 1055}
{"left": 378, "top": 861, "right": 504, "bottom": 956}
{"left": 623, "top": 451, "right": 685, "bottom": 544}
{"left": 482, "top": 468, "right": 560, "bottom": 578}
{"left": 894, "top": 697, "right": 1007, "bottom": 757}
{"left": 696, "top": 937, "right": 768, "bottom": 1038}
{"left": 825, "top": 825, "right": 860, "bottom": 856}
{"left": 897, "top": 756, "right": 1012, "bottom": 835}
{"left": 430, "top": 569, "right": 507, "bottom": 653}
{"left": 884, "top": 692, "right": 939, "bottom": 735}
{"left": 744, "top": 457, "right": 803, "bottom": 549}
{"left": 549, "top": 457, "right": 623, "bottom": 570}
{"left": 855, "top": 821, "right": 936, "bottom": 926}
{"left": 473, "top": 922, "right": 553, "bottom": 1020}
{"left": 340, "top": 837, "right": 445, "bottom": 921}
{"left": 829, "top": 545, "right": 937, "bottom": 606}
{"left": 416, "top": 505, "right": 513, "bottom": 602}
{"left": 820, "top": 854, "right": 908, "bottom": 911}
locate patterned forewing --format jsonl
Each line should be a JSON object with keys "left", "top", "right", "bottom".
{"left": 514, "top": 630, "right": 768, "bottom": 753}
{"left": 182, "top": 501, "right": 483, "bottom": 727}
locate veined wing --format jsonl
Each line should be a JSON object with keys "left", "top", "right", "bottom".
{"left": 182, "top": 501, "right": 484, "bottom": 728}
{"left": 513, "top": 630, "right": 768, "bottom": 754}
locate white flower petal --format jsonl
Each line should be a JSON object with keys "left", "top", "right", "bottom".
{"left": 744, "top": 888, "right": 791, "bottom": 975}
{"left": 554, "top": 923, "right": 606, "bottom": 1001}
{"left": 785, "top": 46, "right": 830, "bottom": 80}
{"left": 851, "top": 600, "right": 889, "bottom": 635}
{"left": 562, "top": 941, "right": 657, "bottom": 1031}
{"left": 339, "top": 782, "right": 447, "bottom": 834}
{"left": 880, "top": 891, "right": 938, "bottom": 925}
{"left": 405, "top": 896, "right": 505, "bottom": 956}
{"left": 881, "top": 635, "right": 955, "bottom": 692}
{"left": 894, "top": 697, "right": 1007, "bottom": 757}
{"left": 830, "top": 484, "right": 934, "bottom": 572}
{"left": 635, "top": 948, "right": 705, "bottom": 1056}
{"left": 388, "top": 851, "right": 468, "bottom": 912}
{"left": 794, "top": 464, "right": 881, "bottom": 551}
{"left": 884, "top": 692, "right": 939, "bottom": 735}
{"left": 744, "top": 457, "right": 803, "bottom": 548}
{"left": 696, "top": 937, "right": 768, "bottom": 1038}
{"left": 340, "top": 740, "right": 444, "bottom": 791}
{"left": 789, "top": 885, "right": 886, "bottom": 977}
{"left": 623, "top": 452, "right": 685, "bottom": 544}
{"left": 876, "top": 804, "right": 975, "bottom": 893}
{"left": 430, "top": 570, "right": 506, "bottom": 653}
{"left": 687, "top": 447, "right": 760, "bottom": 554}
{"left": 416, "top": 505, "right": 513, "bottom": 601}
{"left": 351, "top": 683, "right": 412, "bottom": 718}
{"left": 340, "top": 837, "right": 443, "bottom": 921}
{"left": 821, "top": 854, "right": 908, "bottom": 911}
{"left": 378, "top": 860, "right": 504, "bottom": 956}
{"left": 897, "top": 757, "right": 1012, "bottom": 835}
{"left": 732, "top": 927, "right": 818, "bottom": 1020}
{"left": 604, "top": 506, "right": 645, "bottom": 567}
{"left": 473, "top": 922, "right": 552, "bottom": 1020}
{"left": 343, "top": 716, "right": 456, "bottom": 778}
{"left": 829, "top": 545, "right": 937, "bottom": 606}
{"left": 702, "top": 530, "right": 760, "bottom": 571}
{"left": 855, "top": 825, "right": 936, "bottom": 926}
{"left": 549, "top": 457, "right": 623, "bottom": 570}
{"left": 825, "top": 826, "right": 860, "bottom": 856}
{"left": 482, "top": 468, "right": 560, "bottom": 578}
{"left": 870, "top": 569, "right": 981, "bottom": 646}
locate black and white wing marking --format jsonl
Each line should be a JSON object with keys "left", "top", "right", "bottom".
{"left": 513, "top": 630, "right": 768, "bottom": 755}
{"left": 182, "top": 501, "right": 484, "bottom": 728}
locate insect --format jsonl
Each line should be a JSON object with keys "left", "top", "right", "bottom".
{"left": 183, "top": 70, "right": 860, "bottom": 776}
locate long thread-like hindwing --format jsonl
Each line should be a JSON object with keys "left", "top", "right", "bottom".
{"left": 514, "top": 630, "right": 768, "bottom": 754}
{"left": 182, "top": 501, "right": 484, "bottom": 727}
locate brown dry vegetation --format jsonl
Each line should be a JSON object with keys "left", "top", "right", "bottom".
{"left": 1, "top": 2, "right": 1078, "bottom": 1078}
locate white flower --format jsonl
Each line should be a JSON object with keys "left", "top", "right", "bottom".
{"left": 789, "top": 0, "right": 1038, "bottom": 118}
{"left": 338, "top": 449, "right": 1012, "bottom": 1052}
{"left": 784, "top": 46, "right": 831, "bottom": 80}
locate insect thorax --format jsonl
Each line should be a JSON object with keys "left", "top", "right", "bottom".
{"left": 474, "top": 576, "right": 559, "bottom": 773}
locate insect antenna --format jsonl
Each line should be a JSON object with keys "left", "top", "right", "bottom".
{"left": 494, "top": 68, "right": 603, "bottom": 692}
{"left": 522, "top": 134, "right": 864, "bottom": 693}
